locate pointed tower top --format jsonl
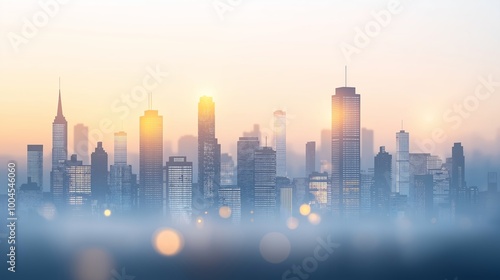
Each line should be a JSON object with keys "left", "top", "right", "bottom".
{"left": 54, "top": 78, "right": 67, "bottom": 124}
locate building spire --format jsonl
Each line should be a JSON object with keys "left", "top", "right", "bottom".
{"left": 57, "top": 78, "right": 63, "bottom": 117}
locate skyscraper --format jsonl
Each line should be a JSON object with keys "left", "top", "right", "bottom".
{"left": 218, "top": 186, "right": 241, "bottom": 225}
{"left": 65, "top": 154, "right": 92, "bottom": 216}
{"left": 50, "top": 86, "right": 68, "bottom": 209}
{"left": 396, "top": 130, "right": 410, "bottom": 195}
{"left": 305, "top": 141, "right": 316, "bottom": 176}
{"left": 74, "top": 123, "right": 89, "bottom": 164}
{"left": 140, "top": 108, "right": 163, "bottom": 213}
{"left": 27, "top": 145, "right": 43, "bottom": 188}
{"left": 331, "top": 86, "right": 361, "bottom": 219}
{"left": 109, "top": 131, "right": 134, "bottom": 214}
{"left": 166, "top": 156, "right": 193, "bottom": 224}
{"left": 274, "top": 110, "right": 287, "bottom": 177}
{"left": 237, "top": 137, "right": 260, "bottom": 223}
{"left": 91, "top": 142, "right": 108, "bottom": 206}
{"left": 361, "top": 128, "right": 374, "bottom": 171}
{"left": 221, "top": 153, "right": 235, "bottom": 186}
{"left": 254, "top": 146, "right": 277, "bottom": 222}
{"left": 413, "top": 174, "right": 434, "bottom": 221}
{"left": 320, "top": 129, "right": 331, "bottom": 173}
{"left": 451, "top": 143, "right": 466, "bottom": 215}
{"left": 308, "top": 172, "right": 329, "bottom": 211}
{"left": 198, "top": 96, "right": 221, "bottom": 207}
{"left": 372, "top": 146, "right": 392, "bottom": 218}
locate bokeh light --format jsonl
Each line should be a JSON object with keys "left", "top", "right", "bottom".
{"left": 103, "top": 209, "right": 112, "bottom": 217}
{"left": 73, "top": 248, "right": 114, "bottom": 280}
{"left": 286, "top": 217, "right": 299, "bottom": 230}
{"left": 308, "top": 213, "right": 321, "bottom": 225}
{"left": 219, "top": 206, "right": 232, "bottom": 219}
{"left": 299, "top": 204, "right": 311, "bottom": 216}
{"left": 152, "top": 228, "right": 184, "bottom": 256}
{"left": 259, "top": 232, "right": 291, "bottom": 264}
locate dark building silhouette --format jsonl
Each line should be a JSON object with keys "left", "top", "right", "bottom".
{"left": 91, "top": 142, "right": 108, "bottom": 206}
{"left": 331, "top": 86, "right": 361, "bottom": 219}
{"left": 372, "top": 146, "right": 392, "bottom": 218}
{"left": 198, "top": 96, "right": 221, "bottom": 207}
{"left": 140, "top": 108, "right": 164, "bottom": 213}
{"left": 305, "top": 141, "right": 316, "bottom": 177}
{"left": 237, "top": 137, "right": 259, "bottom": 223}
{"left": 450, "top": 143, "right": 466, "bottom": 217}
{"left": 254, "top": 146, "right": 277, "bottom": 222}
{"left": 50, "top": 86, "right": 68, "bottom": 209}
{"left": 19, "top": 177, "right": 43, "bottom": 217}
{"left": 27, "top": 144, "right": 43, "bottom": 189}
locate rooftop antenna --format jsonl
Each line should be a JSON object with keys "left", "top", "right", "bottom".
{"left": 59, "top": 77, "right": 61, "bottom": 92}
{"left": 344, "top": 65, "right": 347, "bottom": 87}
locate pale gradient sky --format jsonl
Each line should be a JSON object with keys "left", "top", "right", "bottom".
{"left": 1, "top": 0, "right": 500, "bottom": 185}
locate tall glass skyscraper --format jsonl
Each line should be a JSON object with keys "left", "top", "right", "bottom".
{"left": 27, "top": 145, "right": 43, "bottom": 188}
{"left": 254, "top": 146, "right": 277, "bottom": 222}
{"left": 65, "top": 154, "right": 91, "bottom": 216}
{"left": 51, "top": 87, "right": 68, "bottom": 209}
{"left": 140, "top": 109, "right": 164, "bottom": 213}
{"left": 273, "top": 110, "right": 287, "bottom": 177}
{"left": 198, "top": 96, "right": 221, "bottom": 207}
{"left": 396, "top": 130, "right": 410, "bottom": 196}
{"left": 331, "top": 86, "right": 361, "bottom": 219}
{"left": 166, "top": 156, "right": 193, "bottom": 224}
{"left": 237, "top": 137, "right": 260, "bottom": 223}
{"left": 109, "top": 131, "right": 133, "bottom": 214}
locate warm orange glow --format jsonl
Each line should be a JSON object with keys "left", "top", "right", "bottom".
{"left": 299, "top": 204, "right": 311, "bottom": 216}
{"left": 286, "top": 217, "right": 299, "bottom": 230}
{"left": 103, "top": 209, "right": 111, "bottom": 217}
{"left": 152, "top": 228, "right": 184, "bottom": 256}
{"left": 308, "top": 213, "right": 321, "bottom": 225}
{"left": 219, "top": 206, "right": 232, "bottom": 219}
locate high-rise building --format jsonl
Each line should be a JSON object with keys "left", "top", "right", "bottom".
{"left": 254, "top": 146, "right": 277, "bottom": 222}
{"left": 360, "top": 169, "right": 374, "bottom": 217}
{"left": 166, "top": 156, "right": 193, "bottom": 224}
{"left": 372, "top": 146, "right": 392, "bottom": 218}
{"left": 140, "top": 109, "right": 164, "bottom": 213}
{"left": 292, "top": 178, "right": 309, "bottom": 209}
{"left": 218, "top": 186, "right": 241, "bottom": 225}
{"left": 50, "top": 86, "right": 68, "bottom": 209}
{"left": 308, "top": 172, "right": 329, "bottom": 211}
{"left": 65, "top": 154, "right": 92, "bottom": 216}
{"left": 221, "top": 153, "right": 235, "bottom": 186}
{"left": 429, "top": 167, "right": 450, "bottom": 222}
{"left": 274, "top": 110, "right": 287, "bottom": 177}
{"left": 109, "top": 131, "right": 134, "bottom": 214}
{"left": 488, "top": 172, "right": 497, "bottom": 193}
{"left": 361, "top": 128, "right": 374, "bottom": 171}
{"left": 331, "top": 86, "right": 361, "bottom": 219}
{"left": 27, "top": 145, "right": 43, "bottom": 189}
{"left": 198, "top": 96, "right": 221, "bottom": 207}
{"left": 409, "top": 153, "right": 430, "bottom": 201}
{"left": 18, "top": 178, "right": 43, "bottom": 217}
{"left": 396, "top": 130, "right": 410, "bottom": 195}
{"left": 305, "top": 141, "right": 316, "bottom": 177}
{"left": 237, "top": 137, "right": 260, "bottom": 223}
{"left": 279, "top": 187, "right": 293, "bottom": 219}
{"left": 91, "top": 142, "right": 108, "bottom": 206}
{"left": 74, "top": 123, "right": 89, "bottom": 164}
{"left": 413, "top": 174, "right": 434, "bottom": 221}
{"left": 450, "top": 143, "right": 466, "bottom": 215}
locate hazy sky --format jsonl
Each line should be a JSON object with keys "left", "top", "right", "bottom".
{"left": 1, "top": 0, "right": 500, "bottom": 175}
